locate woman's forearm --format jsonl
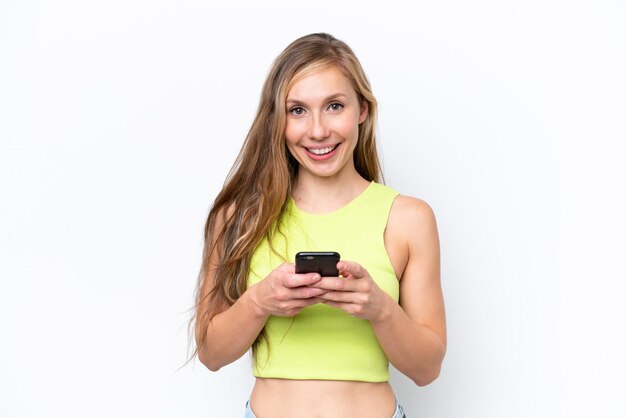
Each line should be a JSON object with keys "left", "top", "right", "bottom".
{"left": 370, "top": 296, "right": 446, "bottom": 386}
{"left": 197, "top": 287, "right": 268, "bottom": 371}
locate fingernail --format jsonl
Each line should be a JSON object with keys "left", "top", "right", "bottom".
{"left": 314, "top": 274, "right": 321, "bottom": 280}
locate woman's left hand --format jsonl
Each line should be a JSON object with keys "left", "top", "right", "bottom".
{"left": 310, "top": 260, "right": 391, "bottom": 322}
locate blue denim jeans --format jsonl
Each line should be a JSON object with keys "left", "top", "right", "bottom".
{"left": 245, "top": 399, "right": 406, "bottom": 417}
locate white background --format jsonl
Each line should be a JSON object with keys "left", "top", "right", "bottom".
{"left": 1, "top": 1, "right": 625, "bottom": 417}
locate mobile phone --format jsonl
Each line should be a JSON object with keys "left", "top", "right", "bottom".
{"left": 295, "top": 251, "right": 340, "bottom": 276}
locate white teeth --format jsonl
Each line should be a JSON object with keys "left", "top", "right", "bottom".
{"left": 308, "top": 146, "right": 335, "bottom": 155}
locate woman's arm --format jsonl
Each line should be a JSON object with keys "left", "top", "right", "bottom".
{"left": 197, "top": 264, "right": 324, "bottom": 371}
{"left": 195, "top": 208, "right": 326, "bottom": 371}
{"left": 196, "top": 284, "right": 267, "bottom": 372}
{"left": 373, "top": 196, "right": 446, "bottom": 385}
{"left": 314, "top": 196, "right": 446, "bottom": 386}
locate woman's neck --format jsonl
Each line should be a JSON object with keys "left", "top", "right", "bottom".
{"left": 291, "top": 170, "right": 371, "bottom": 214}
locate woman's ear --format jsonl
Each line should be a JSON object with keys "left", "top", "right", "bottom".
{"left": 358, "top": 101, "right": 369, "bottom": 124}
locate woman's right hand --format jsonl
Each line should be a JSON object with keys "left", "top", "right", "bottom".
{"left": 249, "top": 263, "right": 326, "bottom": 317}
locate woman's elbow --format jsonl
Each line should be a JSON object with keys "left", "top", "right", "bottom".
{"left": 412, "top": 337, "right": 446, "bottom": 386}
{"left": 197, "top": 348, "right": 222, "bottom": 372}
{"left": 413, "top": 364, "right": 442, "bottom": 387}
{"left": 412, "top": 347, "right": 445, "bottom": 386}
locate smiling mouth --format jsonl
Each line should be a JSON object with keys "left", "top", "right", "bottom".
{"left": 306, "top": 144, "right": 338, "bottom": 156}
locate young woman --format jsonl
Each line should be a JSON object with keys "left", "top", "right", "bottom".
{"left": 192, "top": 33, "right": 446, "bottom": 418}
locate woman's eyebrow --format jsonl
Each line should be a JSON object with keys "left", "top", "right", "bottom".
{"left": 286, "top": 93, "right": 349, "bottom": 105}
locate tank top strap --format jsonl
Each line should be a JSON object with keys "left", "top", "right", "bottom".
{"left": 347, "top": 181, "right": 400, "bottom": 236}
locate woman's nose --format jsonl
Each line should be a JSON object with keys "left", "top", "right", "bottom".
{"left": 307, "top": 114, "right": 330, "bottom": 140}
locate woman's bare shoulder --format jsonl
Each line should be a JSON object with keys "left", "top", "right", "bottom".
{"left": 388, "top": 194, "right": 437, "bottom": 236}
{"left": 384, "top": 194, "right": 438, "bottom": 279}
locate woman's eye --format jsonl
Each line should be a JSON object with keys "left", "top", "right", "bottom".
{"left": 328, "top": 102, "right": 343, "bottom": 111}
{"left": 289, "top": 107, "right": 305, "bottom": 116}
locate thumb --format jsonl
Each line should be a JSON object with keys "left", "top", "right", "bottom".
{"left": 337, "top": 261, "right": 364, "bottom": 279}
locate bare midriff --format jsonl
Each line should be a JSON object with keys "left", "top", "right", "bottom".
{"left": 249, "top": 378, "right": 397, "bottom": 418}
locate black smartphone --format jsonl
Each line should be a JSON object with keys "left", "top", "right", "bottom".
{"left": 295, "top": 251, "right": 340, "bottom": 276}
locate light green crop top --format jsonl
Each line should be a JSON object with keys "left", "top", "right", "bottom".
{"left": 247, "top": 181, "right": 400, "bottom": 382}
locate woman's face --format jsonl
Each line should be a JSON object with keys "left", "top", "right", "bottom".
{"left": 284, "top": 65, "right": 368, "bottom": 180}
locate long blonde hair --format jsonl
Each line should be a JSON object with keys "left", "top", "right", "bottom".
{"left": 191, "top": 33, "right": 382, "bottom": 359}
